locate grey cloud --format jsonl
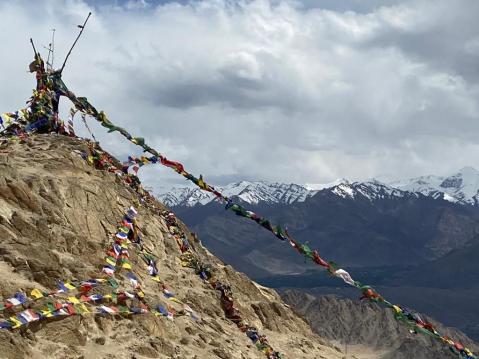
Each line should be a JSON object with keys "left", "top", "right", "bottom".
{"left": 1, "top": 0, "right": 479, "bottom": 189}
{"left": 357, "top": 1, "right": 479, "bottom": 85}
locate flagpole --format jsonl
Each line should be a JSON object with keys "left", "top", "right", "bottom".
{"left": 60, "top": 12, "right": 92, "bottom": 73}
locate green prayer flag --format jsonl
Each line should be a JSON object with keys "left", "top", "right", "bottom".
{"left": 118, "top": 305, "right": 130, "bottom": 314}
{"left": 108, "top": 278, "right": 119, "bottom": 289}
{"left": 46, "top": 302, "right": 55, "bottom": 313}
{"left": 132, "top": 137, "right": 145, "bottom": 146}
{"left": 302, "top": 244, "right": 314, "bottom": 259}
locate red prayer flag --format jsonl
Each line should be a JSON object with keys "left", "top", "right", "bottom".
{"left": 313, "top": 250, "right": 330, "bottom": 268}
{"left": 160, "top": 157, "right": 184, "bottom": 173}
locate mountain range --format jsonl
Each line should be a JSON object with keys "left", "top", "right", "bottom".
{"left": 158, "top": 167, "right": 479, "bottom": 341}
{"left": 157, "top": 167, "right": 479, "bottom": 207}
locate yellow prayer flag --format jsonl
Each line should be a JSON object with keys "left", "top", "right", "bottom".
{"left": 68, "top": 297, "right": 80, "bottom": 304}
{"left": 30, "top": 288, "right": 44, "bottom": 299}
{"left": 106, "top": 258, "right": 117, "bottom": 266}
{"left": 392, "top": 305, "right": 402, "bottom": 314}
{"left": 64, "top": 283, "right": 76, "bottom": 290}
{"left": 40, "top": 308, "right": 53, "bottom": 317}
{"left": 198, "top": 178, "right": 207, "bottom": 189}
{"left": 79, "top": 304, "right": 90, "bottom": 313}
{"left": 9, "top": 317, "right": 22, "bottom": 329}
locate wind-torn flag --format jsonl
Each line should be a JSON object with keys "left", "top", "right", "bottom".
{"left": 333, "top": 269, "right": 356, "bottom": 286}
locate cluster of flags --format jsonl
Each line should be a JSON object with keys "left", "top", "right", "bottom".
{"left": 162, "top": 210, "right": 283, "bottom": 359}
{"left": 0, "top": 278, "right": 140, "bottom": 329}
{"left": 0, "top": 207, "right": 197, "bottom": 330}
{"left": 102, "top": 207, "right": 136, "bottom": 277}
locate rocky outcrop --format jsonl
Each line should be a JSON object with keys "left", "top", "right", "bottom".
{"left": 0, "top": 134, "right": 343, "bottom": 359}
{"left": 281, "top": 289, "right": 478, "bottom": 359}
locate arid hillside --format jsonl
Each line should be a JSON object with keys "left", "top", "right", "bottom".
{"left": 0, "top": 134, "right": 343, "bottom": 359}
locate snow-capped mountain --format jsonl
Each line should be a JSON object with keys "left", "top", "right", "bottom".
{"left": 157, "top": 181, "right": 313, "bottom": 207}
{"left": 389, "top": 167, "right": 479, "bottom": 205}
{"left": 157, "top": 167, "right": 479, "bottom": 207}
{"left": 329, "top": 181, "right": 415, "bottom": 200}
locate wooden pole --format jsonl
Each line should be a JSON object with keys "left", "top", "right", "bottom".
{"left": 60, "top": 12, "right": 92, "bottom": 73}
{"left": 51, "top": 28, "right": 55, "bottom": 68}
{"left": 30, "top": 38, "right": 38, "bottom": 57}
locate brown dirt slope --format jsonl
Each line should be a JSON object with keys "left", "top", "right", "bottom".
{"left": 0, "top": 134, "right": 343, "bottom": 359}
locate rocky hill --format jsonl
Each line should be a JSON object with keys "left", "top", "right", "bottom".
{"left": 281, "top": 290, "right": 479, "bottom": 359}
{"left": 0, "top": 134, "right": 345, "bottom": 359}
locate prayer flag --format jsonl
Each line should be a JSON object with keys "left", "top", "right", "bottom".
{"left": 108, "top": 278, "right": 119, "bottom": 289}
{"left": 7, "top": 293, "right": 25, "bottom": 306}
{"left": 105, "top": 256, "right": 117, "bottom": 267}
{"left": 58, "top": 282, "right": 76, "bottom": 292}
{"left": 30, "top": 288, "right": 46, "bottom": 299}
{"left": 9, "top": 316, "right": 23, "bottom": 328}
{"left": 102, "top": 265, "right": 115, "bottom": 276}
{"left": 0, "top": 321, "right": 12, "bottom": 329}
{"left": 68, "top": 297, "right": 80, "bottom": 304}
{"left": 99, "top": 305, "right": 119, "bottom": 315}
{"left": 116, "top": 232, "right": 127, "bottom": 240}
{"left": 333, "top": 269, "right": 356, "bottom": 286}
{"left": 163, "top": 289, "right": 175, "bottom": 298}
{"left": 127, "top": 272, "right": 139, "bottom": 288}
{"left": 19, "top": 309, "right": 39, "bottom": 323}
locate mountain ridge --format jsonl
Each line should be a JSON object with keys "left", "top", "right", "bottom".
{"left": 158, "top": 167, "right": 479, "bottom": 207}
{"left": 281, "top": 289, "right": 478, "bottom": 359}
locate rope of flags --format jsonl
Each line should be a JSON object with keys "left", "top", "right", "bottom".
{"left": 65, "top": 91, "right": 477, "bottom": 358}
{"left": 0, "top": 206, "right": 198, "bottom": 330}
{"left": 0, "top": 52, "right": 476, "bottom": 358}
{"left": 161, "top": 210, "right": 283, "bottom": 359}
{"left": 63, "top": 81, "right": 476, "bottom": 359}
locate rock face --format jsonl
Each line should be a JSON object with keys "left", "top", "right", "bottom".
{"left": 0, "top": 134, "right": 344, "bottom": 359}
{"left": 281, "top": 290, "right": 478, "bottom": 359}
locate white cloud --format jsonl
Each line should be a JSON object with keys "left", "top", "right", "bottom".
{"left": 0, "top": 0, "right": 478, "bottom": 190}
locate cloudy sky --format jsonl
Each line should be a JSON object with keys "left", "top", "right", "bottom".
{"left": 1, "top": 0, "right": 478, "bottom": 191}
